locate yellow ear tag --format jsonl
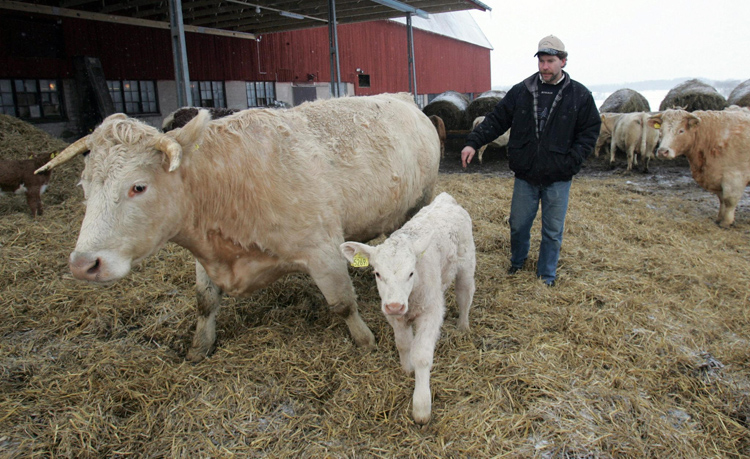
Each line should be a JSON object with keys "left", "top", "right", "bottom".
{"left": 50, "top": 152, "right": 56, "bottom": 159}
{"left": 351, "top": 253, "right": 369, "bottom": 268}
{"left": 653, "top": 123, "right": 661, "bottom": 129}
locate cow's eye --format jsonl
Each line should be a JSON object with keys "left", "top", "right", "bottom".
{"left": 129, "top": 184, "right": 147, "bottom": 197}
{"left": 374, "top": 272, "right": 380, "bottom": 279}
{"left": 409, "top": 272, "right": 414, "bottom": 279}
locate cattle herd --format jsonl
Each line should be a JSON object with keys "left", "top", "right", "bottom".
{"left": 1, "top": 93, "right": 748, "bottom": 425}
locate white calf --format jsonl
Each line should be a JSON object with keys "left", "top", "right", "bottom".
{"left": 340, "top": 192, "right": 476, "bottom": 425}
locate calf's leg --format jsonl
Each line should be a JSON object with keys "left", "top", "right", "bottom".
{"left": 387, "top": 316, "right": 414, "bottom": 374}
{"left": 454, "top": 264, "right": 475, "bottom": 331}
{"left": 187, "top": 260, "right": 223, "bottom": 362}
{"left": 410, "top": 305, "right": 444, "bottom": 426}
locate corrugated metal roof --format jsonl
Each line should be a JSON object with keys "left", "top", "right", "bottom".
{"left": 390, "top": 10, "right": 492, "bottom": 50}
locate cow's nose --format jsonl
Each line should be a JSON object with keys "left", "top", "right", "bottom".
{"left": 656, "top": 148, "right": 668, "bottom": 158}
{"left": 384, "top": 302, "right": 406, "bottom": 315}
{"left": 69, "top": 252, "right": 103, "bottom": 281}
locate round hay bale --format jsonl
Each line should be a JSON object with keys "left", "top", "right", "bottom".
{"left": 423, "top": 91, "right": 471, "bottom": 131}
{"left": 727, "top": 79, "right": 750, "bottom": 108}
{"left": 659, "top": 78, "right": 727, "bottom": 112}
{"left": 599, "top": 88, "right": 650, "bottom": 113}
{"left": 467, "top": 90, "right": 506, "bottom": 123}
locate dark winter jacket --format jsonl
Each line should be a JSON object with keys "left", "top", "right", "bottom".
{"left": 465, "top": 71, "right": 601, "bottom": 185}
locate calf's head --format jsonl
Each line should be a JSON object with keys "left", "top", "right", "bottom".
{"left": 340, "top": 234, "right": 431, "bottom": 317}
{"left": 648, "top": 110, "right": 700, "bottom": 159}
{"left": 36, "top": 112, "right": 209, "bottom": 283}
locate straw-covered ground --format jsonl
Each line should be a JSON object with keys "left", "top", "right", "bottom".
{"left": 2, "top": 118, "right": 750, "bottom": 457}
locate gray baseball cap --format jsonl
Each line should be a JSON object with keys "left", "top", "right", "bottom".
{"left": 535, "top": 35, "right": 565, "bottom": 56}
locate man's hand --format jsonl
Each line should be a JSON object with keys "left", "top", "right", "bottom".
{"left": 461, "top": 146, "right": 476, "bottom": 169}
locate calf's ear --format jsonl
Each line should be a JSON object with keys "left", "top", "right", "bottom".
{"left": 340, "top": 242, "right": 374, "bottom": 265}
{"left": 647, "top": 115, "right": 662, "bottom": 129}
{"left": 411, "top": 230, "right": 434, "bottom": 259}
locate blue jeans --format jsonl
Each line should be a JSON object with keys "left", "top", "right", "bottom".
{"left": 509, "top": 178, "right": 571, "bottom": 283}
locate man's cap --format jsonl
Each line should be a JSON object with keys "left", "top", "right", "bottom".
{"left": 535, "top": 35, "right": 565, "bottom": 57}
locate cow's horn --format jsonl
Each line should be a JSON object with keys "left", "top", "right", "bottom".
{"left": 34, "top": 135, "right": 89, "bottom": 174}
{"left": 154, "top": 135, "right": 183, "bottom": 172}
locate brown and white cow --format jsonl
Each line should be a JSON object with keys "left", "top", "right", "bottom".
{"left": 1, "top": 151, "right": 55, "bottom": 217}
{"left": 36, "top": 93, "right": 441, "bottom": 361}
{"left": 594, "top": 113, "right": 622, "bottom": 159}
{"left": 471, "top": 116, "right": 510, "bottom": 164}
{"left": 648, "top": 109, "right": 750, "bottom": 227}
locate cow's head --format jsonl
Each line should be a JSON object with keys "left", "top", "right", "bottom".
{"left": 648, "top": 110, "right": 700, "bottom": 159}
{"left": 340, "top": 233, "right": 431, "bottom": 317}
{"left": 36, "top": 111, "right": 211, "bottom": 282}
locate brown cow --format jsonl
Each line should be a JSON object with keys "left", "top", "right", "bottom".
{"left": 428, "top": 115, "right": 446, "bottom": 158}
{"left": 594, "top": 113, "right": 622, "bottom": 159}
{"left": 1, "top": 151, "right": 55, "bottom": 217}
{"left": 648, "top": 109, "right": 750, "bottom": 227}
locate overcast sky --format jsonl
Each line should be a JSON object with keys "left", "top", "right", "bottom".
{"left": 469, "top": 0, "right": 750, "bottom": 88}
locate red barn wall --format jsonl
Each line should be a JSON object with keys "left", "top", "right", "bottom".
{"left": 0, "top": 10, "right": 492, "bottom": 96}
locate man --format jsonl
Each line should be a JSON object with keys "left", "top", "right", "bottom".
{"left": 461, "top": 35, "right": 601, "bottom": 286}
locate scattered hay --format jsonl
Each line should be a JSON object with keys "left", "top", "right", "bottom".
{"left": 659, "top": 79, "right": 728, "bottom": 111}
{"left": 599, "top": 88, "right": 651, "bottom": 113}
{"left": 2, "top": 117, "right": 750, "bottom": 457}
{"left": 423, "top": 91, "right": 471, "bottom": 131}
{"left": 466, "top": 90, "right": 506, "bottom": 124}
{"left": 728, "top": 78, "right": 750, "bottom": 108}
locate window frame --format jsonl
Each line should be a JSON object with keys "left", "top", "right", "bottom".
{"left": 190, "top": 81, "right": 226, "bottom": 108}
{"left": 107, "top": 80, "right": 159, "bottom": 115}
{"left": 246, "top": 81, "right": 276, "bottom": 107}
{"left": 0, "top": 78, "right": 65, "bottom": 121}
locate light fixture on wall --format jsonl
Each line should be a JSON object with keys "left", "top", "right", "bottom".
{"left": 356, "top": 68, "right": 365, "bottom": 74}
{"left": 255, "top": 6, "right": 260, "bottom": 13}
{"left": 279, "top": 10, "right": 305, "bottom": 20}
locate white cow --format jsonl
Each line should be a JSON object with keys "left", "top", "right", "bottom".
{"left": 340, "top": 192, "right": 476, "bottom": 425}
{"left": 472, "top": 116, "right": 510, "bottom": 164}
{"left": 36, "top": 93, "right": 441, "bottom": 361}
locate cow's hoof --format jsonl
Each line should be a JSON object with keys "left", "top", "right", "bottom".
{"left": 186, "top": 345, "right": 213, "bottom": 362}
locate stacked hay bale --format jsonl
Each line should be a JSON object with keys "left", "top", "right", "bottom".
{"left": 727, "top": 79, "right": 750, "bottom": 108}
{"left": 659, "top": 79, "right": 727, "bottom": 111}
{"left": 599, "top": 88, "right": 650, "bottom": 113}
{"left": 423, "top": 91, "right": 471, "bottom": 131}
{"left": 466, "top": 90, "right": 506, "bottom": 124}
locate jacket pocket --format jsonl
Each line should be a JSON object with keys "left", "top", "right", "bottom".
{"left": 507, "top": 139, "right": 534, "bottom": 173}
{"left": 548, "top": 145, "right": 581, "bottom": 178}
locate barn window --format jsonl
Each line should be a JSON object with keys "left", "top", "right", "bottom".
{"left": 246, "top": 82, "right": 276, "bottom": 107}
{"left": 0, "top": 79, "right": 64, "bottom": 121}
{"left": 107, "top": 80, "right": 158, "bottom": 115}
{"left": 358, "top": 74, "right": 371, "bottom": 88}
{"left": 190, "top": 81, "right": 226, "bottom": 108}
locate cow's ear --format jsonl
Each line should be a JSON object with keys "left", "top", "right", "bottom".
{"left": 169, "top": 109, "right": 210, "bottom": 152}
{"left": 340, "top": 242, "right": 374, "bottom": 266}
{"left": 647, "top": 115, "right": 662, "bottom": 129}
{"left": 686, "top": 114, "right": 701, "bottom": 129}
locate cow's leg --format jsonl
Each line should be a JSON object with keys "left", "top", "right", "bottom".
{"left": 626, "top": 146, "right": 635, "bottom": 171}
{"left": 410, "top": 304, "right": 443, "bottom": 426}
{"left": 187, "top": 260, "right": 223, "bottom": 362}
{"left": 454, "top": 263, "right": 475, "bottom": 332}
{"left": 307, "top": 250, "right": 375, "bottom": 350}
{"left": 609, "top": 137, "right": 617, "bottom": 168}
{"left": 387, "top": 315, "right": 414, "bottom": 374}
{"left": 716, "top": 179, "right": 744, "bottom": 228}
{"left": 477, "top": 145, "right": 488, "bottom": 164}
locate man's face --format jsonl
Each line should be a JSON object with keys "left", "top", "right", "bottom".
{"left": 538, "top": 54, "right": 566, "bottom": 84}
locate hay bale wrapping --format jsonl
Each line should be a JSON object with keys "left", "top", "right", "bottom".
{"left": 466, "top": 90, "right": 506, "bottom": 124}
{"left": 423, "top": 91, "right": 471, "bottom": 131}
{"left": 599, "top": 88, "right": 651, "bottom": 113}
{"left": 727, "top": 78, "right": 750, "bottom": 108}
{"left": 659, "top": 78, "right": 728, "bottom": 111}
